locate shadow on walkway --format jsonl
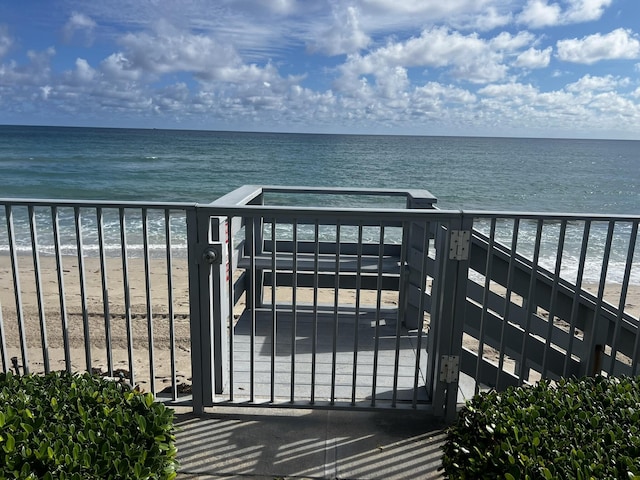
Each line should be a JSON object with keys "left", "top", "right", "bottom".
{"left": 174, "top": 406, "right": 447, "bottom": 479}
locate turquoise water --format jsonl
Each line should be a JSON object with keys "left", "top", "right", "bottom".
{"left": 1, "top": 125, "right": 638, "bottom": 213}
{"left": 1, "top": 125, "right": 639, "bottom": 283}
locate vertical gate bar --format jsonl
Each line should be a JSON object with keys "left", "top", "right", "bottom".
{"left": 0, "top": 206, "right": 7, "bottom": 370}
{"left": 371, "top": 224, "right": 385, "bottom": 406}
{"left": 248, "top": 216, "right": 256, "bottom": 402}
{"left": 5, "top": 205, "right": 30, "bottom": 374}
{"left": 330, "top": 221, "right": 341, "bottom": 405}
{"left": 270, "top": 219, "right": 277, "bottom": 403}
{"left": 52, "top": 206, "right": 71, "bottom": 372}
{"left": 119, "top": 208, "right": 135, "bottom": 387}
{"left": 227, "top": 215, "right": 235, "bottom": 402}
{"left": 28, "top": 206, "right": 50, "bottom": 373}
{"left": 351, "top": 223, "right": 364, "bottom": 406}
{"left": 142, "top": 208, "right": 156, "bottom": 394}
{"left": 210, "top": 216, "right": 229, "bottom": 398}
{"left": 563, "top": 220, "right": 591, "bottom": 377}
{"left": 496, "top": 218, "right": 520, "bottom": 389}
{"left": 518, "top": 219, "right": 543, "bottom": 384}
{"left": 311, "top": 221, "right": 320, "bottom": 404}
{"left": 97, "top": 208, "right": 113, "bottom": 377}
{"left": 412, "top": 220, "right": 431, "bottom": 408}
{"left": 587, "top": 220, "right": 615, "bottom": 375}
{"left": 542, "top": 219, "right": 567, "bottom": 377}
{"left": 164, "top": 210, "right": 177, "bottom": 400}
{"left": 74, "top": 207, "right": 92, "bottom": 371}
{"left": 290, "top": 220, "right": 298, "bottom": 403}
{"left": 391, "top": 220, "right": 409, "bottom": 407}
{"left": 631, "top": 223, "right": 640, "bottom": 376}
{"left": 475, "top": 218, "right": 497, "bottom": 395}
{"left": 0, "top": 301, "right": 7, "bottom": 372}
{"left": 612, "top": 221, "right": 638, "bottom": 374}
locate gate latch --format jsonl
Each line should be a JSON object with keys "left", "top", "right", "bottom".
{"left": 439, "top": 355, "right": 460, "bottom": 383}
{"left": 202, "top": 244, "right": 223, "bottom": 264}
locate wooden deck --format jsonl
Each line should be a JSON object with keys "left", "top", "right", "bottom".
{"left": 222, "top": 306, "right": 430, "bottom": 407}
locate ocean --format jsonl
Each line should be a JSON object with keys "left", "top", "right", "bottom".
{"left": 1, "top": 125, "right": 639, "bottom": 283}
{"left": 2, "top": 125, "right": 639, "bottom": 212}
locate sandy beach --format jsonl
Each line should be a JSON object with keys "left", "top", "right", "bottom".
{"left": 1, "top": 252, "right": 639, "bottom": 396}
{"left": 0, "top": 253, "right": 400, "bottom": 394}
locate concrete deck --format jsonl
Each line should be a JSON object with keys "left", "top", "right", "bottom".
{"left": 174, "top": 406, "right": 447, "bottom": 479}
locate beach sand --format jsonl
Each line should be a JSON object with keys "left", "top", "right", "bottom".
{"left": 1, "top": 253, "right": 639, "bottom": 396}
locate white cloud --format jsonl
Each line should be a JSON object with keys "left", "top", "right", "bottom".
{"left": 490, "top": 31, "right": 536, "bottom": 51}
{"left": 518, "top": 0, "right": 612, "bottom": 28}
{"left": 62, "top": 12, "right": 97, "bottom": 45}
{"left": 116, "top": 21, "right": 243, "bottom": 79}
{"left": 566, "top": 74, "right": 629, "bottom": 93}
{"left": 100, "top": 53, "right": 142, "bottom": 82}
{"left": 308, "top": 6, "right": 370, "bottom": 55}
{"left": 564, "top": 0, "right": 613, "bottom": 23}
{"left": 414, "top": 82, "right": 476, "bottom": 105}
{"left": 515, "top": 47, "right": 552, "bottom": 69}
{"left": 466, "top": 7, "right": 513, "bottom": 31}
{"left": 338, "top": 27, "right": 533, "bottom": 87}
{"left": 362, "top": 0, "right": 503, "bottom": 18}
{"left": 40, "top": 85, "right": 52, "bottom": 100}
{"left": 518, "top": 0, "right": 561, "bottom": 28}
{"left": 479, "top": 82, "right": 539, "bottom": 100}
{"left": 73, "top": 58, "right": 97, "bottom": 83}
{"left": 557, "top": 28, "right": 640, "bottom": 64}
{"left": 0, "top": 25, "right": 12, "bottom": 59}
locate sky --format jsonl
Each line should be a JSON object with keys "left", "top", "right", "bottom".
{"left": 1, "top": 0, "right": 640, "bottom": 139}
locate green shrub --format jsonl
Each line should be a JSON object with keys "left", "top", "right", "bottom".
{"left": 0, "top": 371, "right": 178, "bottom": 479}
{"left": 441, "top": 376, "right": 640, "bottom": 479}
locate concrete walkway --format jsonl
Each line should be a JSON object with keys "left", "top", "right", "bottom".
{"left": 174, "top": 406, "right": 448, "bottom": 479}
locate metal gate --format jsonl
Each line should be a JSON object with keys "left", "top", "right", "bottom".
{"left": 187, "top": 186, "right": 466, "bottom": 417}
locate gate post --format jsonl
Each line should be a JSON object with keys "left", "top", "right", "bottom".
{"left": 428, "top": 214, "right": 471, "bottom": 420}
{"left": 187, "top": 207, "right": 211, "bottom": 414}
{"left": 187, "top": 207, "right": 229, "bottom": 414}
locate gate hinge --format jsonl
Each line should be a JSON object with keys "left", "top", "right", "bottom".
{"left": 449, "top": 230, "right": 470, "bottom": 260}
{"left": 439, "top": 355, "right": 460, "bottom": 383}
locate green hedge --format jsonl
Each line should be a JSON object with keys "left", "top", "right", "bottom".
{"left": 0, "top": 371, "right": 178, "bottom": 479}
{"left": 441, "top": 376, "right": 640, "bottom": 479}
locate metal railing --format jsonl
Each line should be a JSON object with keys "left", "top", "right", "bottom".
{"left": 1, "top": 187, "right": 639, "bottom": 420}
{"left": 460, "top": 212, "right": 640, "bottom": 402}
{"left": 0, "top": 198, "right": 194, "bottom": 402}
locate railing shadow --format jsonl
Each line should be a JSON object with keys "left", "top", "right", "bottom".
{"left": 174, "top": 407, "right": 447, "bottom": 479}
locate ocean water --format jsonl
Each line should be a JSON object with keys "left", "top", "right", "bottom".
{"left": 1, "top": 125, "right": 639, "bottom": 283}
{"left": 1, "top": 125, "right": 639, "bottom": 212}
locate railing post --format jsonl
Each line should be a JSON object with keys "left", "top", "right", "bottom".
{"left": 429, "top": 214, "right": 471, "bottom": 420}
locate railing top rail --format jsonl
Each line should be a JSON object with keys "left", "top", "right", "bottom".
{"left": 210, "top": 185, "right": 263, "bottom": 206}
{"left": 463, "top": 209, "right": 640, "bottom": 222}
{"left": 260, "top": 185, "right": 437, "bottom": 200}
{"left": 209, "top": 185, "right": 438, "bottom": 207}
{"left": 0, "top": 198, "right": 197, "bottom": 210}
{"left": 197, "top": 204, "right": 462, "bottom": 220}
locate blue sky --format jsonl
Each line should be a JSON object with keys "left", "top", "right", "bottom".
{"left": 1, "top": 0, "right": 640, "bottom": 138}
